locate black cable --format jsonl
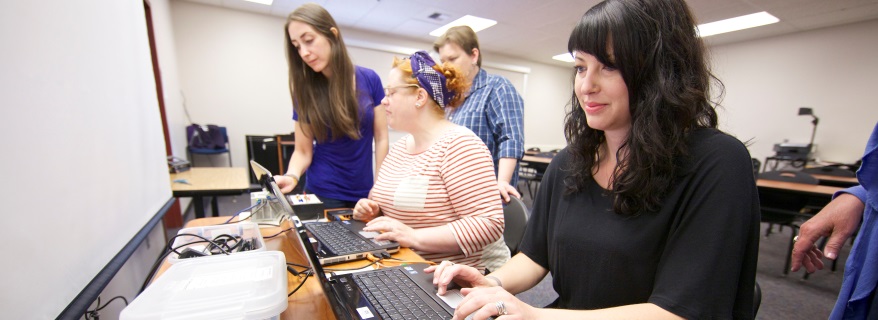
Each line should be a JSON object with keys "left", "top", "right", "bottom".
{"left": 287, "top": 262, "right": 311, "bottom": 276}
{"left": 95, "top": 296, "right": 128, "bottom": 311}
{"left": 263, "top": 227, "right": 294, "bottom": 239}
{"left": 220, "top": 213, "right": 252, "bottom": 224}
{"left": 139, "top": 234, "right": 235, "bottom": 294}
{"left": 166, "top": 233, "right": 232, "bottom": 256}
{"left": 209, "top": 234, "right": 242, "bottom": 254}
{"left": 83, "top": 295, "right": 129, "bottom": 320}
{"left": 286, "top": 262, "right": 310, "bottom": 269}
{"left": 221, "top": 200, "right": 264, "bottom": 224}
{"left": 139, "top": 248, "right": 176, "bottom": 294}
{"left": 288, "top": 269, "right": 313, "bottom": 297}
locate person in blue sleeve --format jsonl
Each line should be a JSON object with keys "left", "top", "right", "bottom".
{"left": 792, "top": 121, "right": 878, "bottom": 319}
{"left": 276, "top": 3, "right": 389, "bottom": 209}
{"left": 433, "top": 26, "right": 525, "bottom": 203}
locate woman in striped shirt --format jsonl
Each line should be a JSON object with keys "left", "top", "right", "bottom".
{"left": 352, "top": 51, "right": 510, "bottom": 273}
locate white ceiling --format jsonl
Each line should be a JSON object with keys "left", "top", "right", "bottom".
{"left": 181, "top": 0, "right": 878, "bottom": 67}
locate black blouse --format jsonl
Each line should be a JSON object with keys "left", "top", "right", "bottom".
{"left": 519, "top": 129, "right": 760, "bottom": 319}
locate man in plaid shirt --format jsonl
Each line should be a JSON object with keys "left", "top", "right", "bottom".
{"left": 435, "top": 26, "right": 525, "bottom": 203}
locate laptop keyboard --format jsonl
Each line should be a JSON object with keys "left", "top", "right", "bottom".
{"left": 307, "top": 222, "right": 374, "bottom": 255}
{"left": 353, "top": 268, "right": 451, "bottom": 320}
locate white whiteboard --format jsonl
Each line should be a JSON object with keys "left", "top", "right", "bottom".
{"left": 0, "top": 1, "right": 172, "bottom": 318}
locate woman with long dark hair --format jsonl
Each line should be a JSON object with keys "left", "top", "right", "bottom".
{"left": 428, "top": 0, "right": 760, "bottom": 318}
{"left": 276, "top": 3, "right": 388, "bottom": 209}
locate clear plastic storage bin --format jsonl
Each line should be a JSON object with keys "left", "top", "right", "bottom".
{"left": 121, "top": 250, "right": 288, "bottom": 320}
{"left": 168, "top": 222, "right": 266, "bottom": 264}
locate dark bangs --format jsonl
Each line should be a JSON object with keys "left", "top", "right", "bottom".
{"left": 567, "top": 1, "right": 617, "bottom": 69}
{"left": 568, "top": 0, "right": 659, "bottom": 110}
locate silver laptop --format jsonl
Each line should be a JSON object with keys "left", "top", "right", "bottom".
{"left": 249, "top": 160, "right": 400, "bottom": 265}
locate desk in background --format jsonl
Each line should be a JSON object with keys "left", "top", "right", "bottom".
{"left": 152, "top": 217, "right": 427, "bottom": 320}
{"left": 756, "top": 178, "right": 841, "bottom": 198}
{"left": 810, "top": 174, "right": 859, "bottom": 188}
{"left": 170, "top": 167, "right": 252, "bottom": 219}
{"left": 756, "top": 178, "right": 842, "bottom": 211}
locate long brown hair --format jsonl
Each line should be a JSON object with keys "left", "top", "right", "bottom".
{"left": 284, "top": 3, "right": 360, "bottom": 142}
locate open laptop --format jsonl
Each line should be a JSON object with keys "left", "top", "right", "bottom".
{"left": 249, "top": 160, "right": 399, "bottom": 265}
{"left": 261, "top": 172, "right": 465, "bottom": 320}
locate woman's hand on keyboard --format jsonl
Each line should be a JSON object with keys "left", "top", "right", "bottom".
{"left": 353, "top": 199, "right": 381, "bottom": 221}
{"left": 425, "top": 261, "right": 489, "bottom": 296}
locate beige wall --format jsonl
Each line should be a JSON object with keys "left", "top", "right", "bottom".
{"left": 711, "top": 19, "right": 878, "bottom": 165}
{"left": 169, "top": 1, "right": 878, "bottom": 169}
{"left": 169, "top": 0, "right": 572, "bottom": 169}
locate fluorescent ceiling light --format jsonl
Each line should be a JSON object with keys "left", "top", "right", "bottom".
{"left": 552, "top": 12, "right": 778, "bottom": 63}
{"left": 552, "top": 52, "right": 574, "bottom": 63}
{"left": 243, "top": 0, "right": 273, "bottom": 5}
{"left": 697, "top": 12, "right": 779, "bottom": 37}
{"left": 429, "top": 15, "right": 497, "bottom": 37}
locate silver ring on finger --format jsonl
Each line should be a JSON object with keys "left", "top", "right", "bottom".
{"left": 495, "top": 300, "right": 507, "bottom": 316}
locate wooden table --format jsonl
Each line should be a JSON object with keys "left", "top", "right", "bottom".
{"left": 810, "top": 174, "right": 859, "bottom": 188}
{"left": 170, "top": 167, "right": 252, "bottom": 218}
{"left": 756, "top": 179, "right": 842, "bottom": 198}
{"left": 153, "top": 217, "right": 427, "bottom": 320}
{"left": 521, "top": 155, "right": 552, "bottom": 165}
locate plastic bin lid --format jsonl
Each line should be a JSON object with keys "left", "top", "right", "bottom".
{"left": 121, "top": 250, "right": 288, "bottom": 320}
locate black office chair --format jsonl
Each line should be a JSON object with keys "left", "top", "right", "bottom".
{"left": 502, "top": 197, "right": 530, "bottom": 254}
{"left": 751, "top": 158, "right": 762, "bottom": 177}
{"left": 187, "top": 124, "right": 232, "bottom": 167}
{"left": 758, "top": 170, "right": 819, "bottom": 275}
{"left": 754, "top": 281, "right": 762, "bottom": 317}
{"left": 802, "top": 165, "right": 856, "bottom": 177}
{"left": 517, "top": 163, "right": 543, "bottom": 200}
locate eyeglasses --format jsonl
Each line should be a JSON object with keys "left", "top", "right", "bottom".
{"left": 383, "top": 84, "right": 420, "bottom": 99}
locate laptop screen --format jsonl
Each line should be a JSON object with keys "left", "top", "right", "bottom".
{"left": 250, "top": 159, "right": 331, "bottom": 276}
{"left": 263, "top": 170, "right": 348, "bottom": 318}
{"left": 250, "top": 159, "right": 294, "bottom": 210}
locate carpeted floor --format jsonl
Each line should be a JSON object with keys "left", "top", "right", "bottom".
{"left": 172, "top": 188, "right": 849, "bottom": 318}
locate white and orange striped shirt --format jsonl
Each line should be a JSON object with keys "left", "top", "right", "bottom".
{"left": 371, "top": 126, "right": 509, "bottom": 272}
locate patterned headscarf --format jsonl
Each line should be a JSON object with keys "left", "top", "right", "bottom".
{"left": 410, "top": 51, "right": 453, "bottom": 108}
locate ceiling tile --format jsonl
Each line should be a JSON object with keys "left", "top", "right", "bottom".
{"left": 178, "top": 0, "right": 878, "bottom": 66}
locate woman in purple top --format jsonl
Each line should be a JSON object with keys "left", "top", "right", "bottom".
{"left": 277, "top": 3, "right": 388, "bottom": 209}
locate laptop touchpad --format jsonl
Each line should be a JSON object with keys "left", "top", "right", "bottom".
{"left": 358, "top": 231, "right": 380, "bottom": 239}
{"left": 436, "top": 289, "right": 465, "bottom": 309}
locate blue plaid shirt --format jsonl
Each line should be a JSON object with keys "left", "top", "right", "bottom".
{"left": 446, "top": 68, "right": 524, "bottom": 185}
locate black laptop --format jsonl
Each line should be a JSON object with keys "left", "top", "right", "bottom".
{"left": 259, "top": 169, "right": 465, "bottom": 320}
{"left": 249, "top": 160, "right": 400, "bottom": 265}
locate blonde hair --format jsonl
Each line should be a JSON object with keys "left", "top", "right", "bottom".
{"left": 432, "top": 25, "right": 482, "bottom": 67}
